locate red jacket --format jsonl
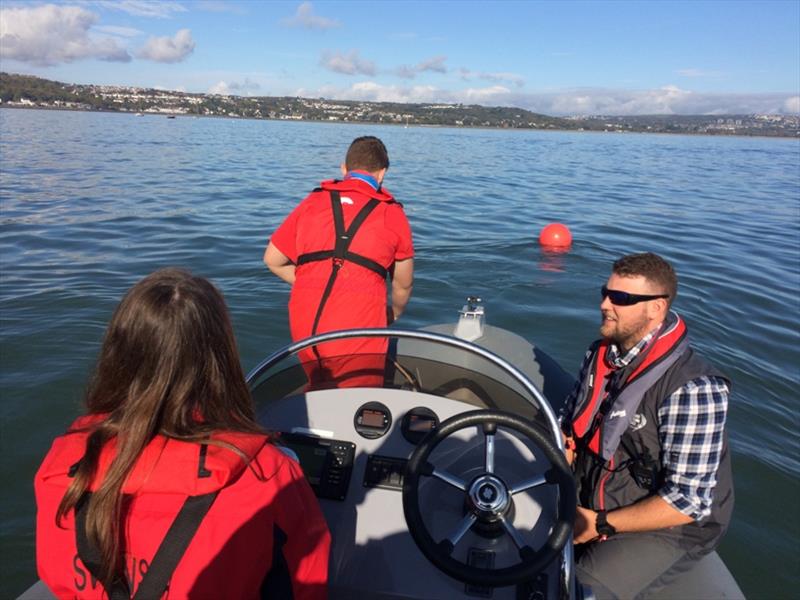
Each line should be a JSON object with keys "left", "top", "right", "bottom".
{"left": 36, "top": 415, "right": 330, "bottom": 599}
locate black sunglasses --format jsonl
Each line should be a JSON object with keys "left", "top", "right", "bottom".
{"left": 601, "top": 285, "right": 669, "bottom": 306}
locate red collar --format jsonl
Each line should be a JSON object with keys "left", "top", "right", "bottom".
{"left": 320, "top": 178, "right": 395, "bottom": 202}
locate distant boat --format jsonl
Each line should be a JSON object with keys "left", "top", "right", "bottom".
{"left": 166, "top": 115, "right": 176, "bottom": 119}
{"left": 134, "top": 112, "right": 144, "bottom": 117}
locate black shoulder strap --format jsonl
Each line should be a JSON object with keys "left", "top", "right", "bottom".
{"left": 332, "top": 191, "right": 380, "bottom": 257}
{"left": 296, "top": 191, "right": 387, "bottom": 278}
{"left": 75, "top": 490, "right": 219, "bottom": 599}
{"left": 75, "top": 493, "right": 131, "bottom": 600}
{"left": 133, "top": 492, "right": 219, "bottom": 599}
{"left": 330, "top": 190, "right": 348, "bottom": 255}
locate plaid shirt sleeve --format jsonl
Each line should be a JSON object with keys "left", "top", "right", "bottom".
{"left": 657, "top": 375, "right": 729, "bottom": 521}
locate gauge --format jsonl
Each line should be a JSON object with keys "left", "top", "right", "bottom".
{"left": 354, "top": 401, "right": 392, "bottom": 439}
{"left": 401, "top": 406, "right": 439, "bottom": 444}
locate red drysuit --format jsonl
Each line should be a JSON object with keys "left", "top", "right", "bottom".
{"left": 35, "top": 414, "right": 330, "bottom": 599}
{"left": 270, "top": 177, "right": 413, "bottom": 387}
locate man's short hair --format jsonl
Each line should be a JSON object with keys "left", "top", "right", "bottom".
{"left": 345, "top": 136, "right": 390, "bottom": 172}
{"left": 613, "top": 252, "right": 678, "bottom": 304}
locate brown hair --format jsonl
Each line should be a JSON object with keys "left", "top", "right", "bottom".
{"left": 56, "top": 268, "right": 262, "bottom": 589}
{"left": 345, "top": 136, "right": 390, "bottom": 172}
{"left": 612, "top": 252, "right": 678, "bottom": 305}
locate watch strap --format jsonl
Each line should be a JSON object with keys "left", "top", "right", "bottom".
{"left": 596, "top": 510, "right": 617, "bottom": 538}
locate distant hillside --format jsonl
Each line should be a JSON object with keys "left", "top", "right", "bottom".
{"left": 1, "top": 73, "right": 83, "bottom": 103}
{"left": 1, "top": 73, "right": 797, "bottom": 137}
{"left": 0, "top": 72, "right": 573, "bottom": 129}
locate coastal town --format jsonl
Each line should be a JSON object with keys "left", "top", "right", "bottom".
{"left": 2, "top": 73, "right": 798, "bottom": 137}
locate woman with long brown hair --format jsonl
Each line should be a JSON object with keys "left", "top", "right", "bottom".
{"left": 35, "top": 268, "right": 330, "bottom": 599}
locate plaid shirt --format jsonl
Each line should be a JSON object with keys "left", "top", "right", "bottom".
{"left": 563, "top": 327, "right": 729, "bottom": 521}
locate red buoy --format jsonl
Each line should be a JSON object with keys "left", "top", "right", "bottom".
{"left": 539, "top": 223, "right": 572, "bottom": 248}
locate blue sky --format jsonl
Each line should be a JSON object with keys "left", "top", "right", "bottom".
{"left": 1, "top": 0, "right": 798, "bottom": 115}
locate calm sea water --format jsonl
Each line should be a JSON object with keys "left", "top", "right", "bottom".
{"left": 1, "top": 108, "right": 798, "bottom": 598}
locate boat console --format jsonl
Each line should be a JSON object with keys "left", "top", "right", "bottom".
{"left": 248, "top": 325, "right": 577, "bottom": 599}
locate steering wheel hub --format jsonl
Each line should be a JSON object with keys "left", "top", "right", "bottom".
{"left": 468, "top": 475, "right": 510, "bottom": 520}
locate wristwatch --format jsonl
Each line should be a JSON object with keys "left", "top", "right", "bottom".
{"left": 596, "top": 510, "right": 617, "bottom": 540}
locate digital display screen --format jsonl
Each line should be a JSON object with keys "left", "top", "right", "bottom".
{"left": 408, "top": 415, "right": 435, "bottom": 432}
{"left": 360, "top": 409, "right": 385, "bottom": 428}
{"left": 286, "top": 443, "right": 327, "bottom": 485}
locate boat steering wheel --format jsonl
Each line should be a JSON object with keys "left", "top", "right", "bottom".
{"left": 402, "top": 410, "right": 575, "bottom": 588}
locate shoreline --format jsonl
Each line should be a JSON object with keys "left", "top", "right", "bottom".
{"left": 1, "top": 104, "right": 797, "bottom": 141}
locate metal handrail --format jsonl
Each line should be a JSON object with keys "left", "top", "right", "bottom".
{"left": 246, "top": 327, "right": 564, "bottom": 450}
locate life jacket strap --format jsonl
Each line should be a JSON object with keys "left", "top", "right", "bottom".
{"left": 75, "top": 489, "right": 219, "bottom": 599}
{"left": 307, "top": 191, "right": 384, "bottom": 339}
{"left": 572, "top": 314, "right": 689, "bottom": 460}
{"left": 296, "top": 250, "right": 387, "bottom": 279}
{"left": 296, "top": 190, "right": 388, "bottom": 279}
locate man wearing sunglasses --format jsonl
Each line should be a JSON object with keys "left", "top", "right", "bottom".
{"left": 561, "top": 252, "right": 733, "bottom": 599}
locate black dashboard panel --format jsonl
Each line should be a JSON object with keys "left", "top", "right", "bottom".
{"left": 363, "top": 454, "right": 408, "bottom": 491}
{"left": 277, "top": 402, "right": 441, "bottom": 500}
{"left": 279, "top": 432, "right": 355, "bottom": 500}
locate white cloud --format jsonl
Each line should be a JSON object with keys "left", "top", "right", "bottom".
{"left": 95, "top": 1, "right": 187, "bottom": 19}
{"left": 137, "top": 29, "right": 195, "bottom": 63}
{"left": 282, "top": 2, "right": 339, "bottom": 30}
{"left": 505, "top": 86, "right": 800, "bottom": 116}
{"left": 544, "top": 85, "right": 693, "bottom": 116}
{"left": 0, "top": 4, "right": 130, "bottom": 66}
{"left": 320, "top": 50, "right": 375, "bottom": 76}
{"left": 295, "top": 81, "right": 800, "bottom": 116}
{"left": 395, "top": 55, "right": 447, "bottom": 79}
{"left": 309, "top": 81, "right": 455, "bottom": 105}
{"left": 461, "top": 85, "right": 512, "bottom": 102}
{"left": 348, "top": 82, "right": 439, "bottom": 103}
{"left": 783, "top": 96, "right": 800, "bottom": 114}
{"left": 209, "top": 81, "right": 232, "bottom": 95}
{"left": 416, "top": 55, "right": 447, "bottom": 74}
{"left": 208, "top": 78, "right": 261, "bottom": 96}
{"left": 459, "top": 68, "right": 525, "bottom": 88}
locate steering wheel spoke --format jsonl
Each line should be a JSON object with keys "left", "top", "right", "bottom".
{"left": 484, "top": 430, "right": 495, "bottom": 473}
{"left": 499, "top": 514, "right": 529, "bottom": 552}
{"left": 509, "top": 474, "right": 548, "bottom": 495}
{"left": 430, "top": 467, "right": 468, "bottom": 491}
{"left": 446, "top": 513, "right": 478, "bottom": 548}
